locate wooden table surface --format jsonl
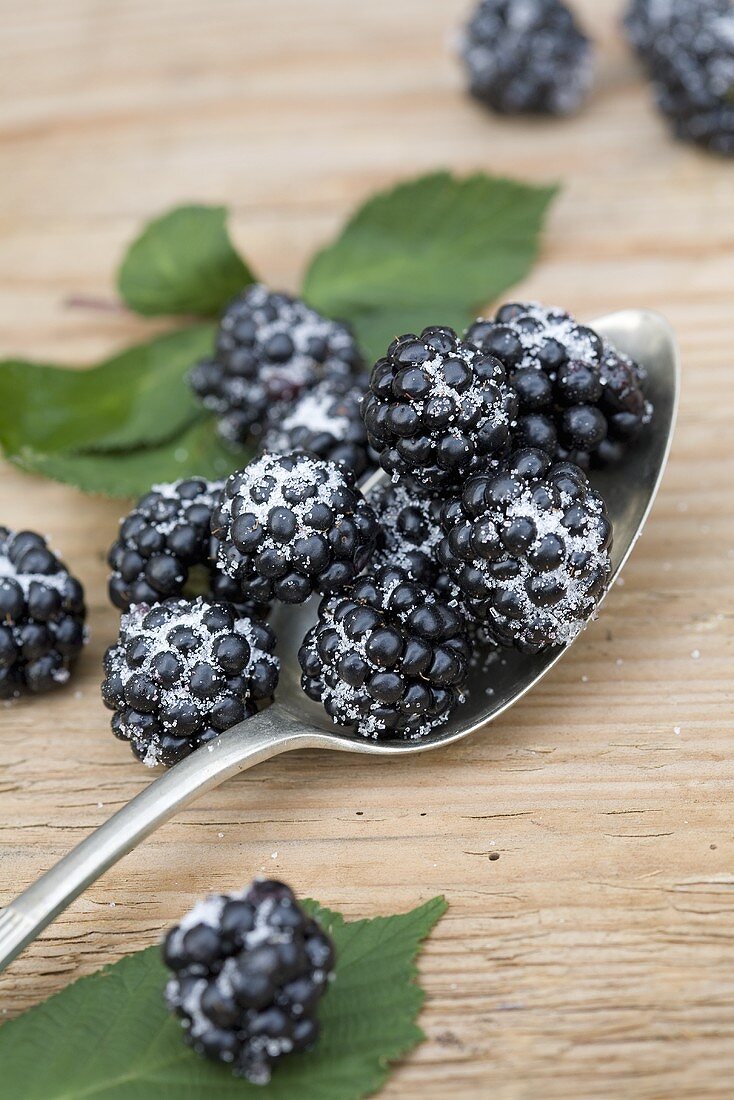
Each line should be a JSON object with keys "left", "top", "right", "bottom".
{"left": 2, "top": 1, "right": 733, "bottom": 1096}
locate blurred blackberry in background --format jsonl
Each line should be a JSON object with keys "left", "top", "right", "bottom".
{"left": 299, "top": 566, "right": 470, "bottom": 739}
{"left": 461, "top": 0, "right": 594, "bottom": 115}
{"left": 624, "top": 0, "right": 734, "bottom": 155}
{"left": 362, "top": 326, "right": 517, "bottom": 492}
{"left": 260, "top": 375, "right": 374, "bottom": 479}
{"left": 163, "top": 879, "right": 334, "bottom": 1083}
{"left": 190, "top": 285, "right": 363, "bottom": 447}
{"left": 0, "top": 528, "right": 86, "bottom": 698}
{"left": 212, "top": 452, "right": 378, "bottom": 605}
{"left": 438, "top": 448, "right": 612, "bottom": 652}
{"left": 466, "top": 303, "right": 652, "bottom": 470}
{"left": 624, "top": 0, "right": 683, "bottom": 54}
{"left": 102, "top": 597, "right": 278, "bottom": 766}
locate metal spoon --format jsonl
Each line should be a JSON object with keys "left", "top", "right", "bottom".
{"left": 0, "top": 310, "right": 679, "bottom": 972}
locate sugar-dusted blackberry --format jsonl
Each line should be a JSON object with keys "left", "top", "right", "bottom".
{"left": 624, "top": 0, "right": 734, "bottom": 155}
{"left": 366, "top": 481, "right": 445, "bottom": 587}
{"left": 102, "top": 597, "right": 278, "bottom": 766}
{"left": 163, "top": 878, "right": 334, "bottom": 1084}
{"left": 108, "top": 479, "right": 224, "bottom": 611}
{"left": 260, "top": 375, "right": 374, "bottom": 479}
{"left": 461, "top": 0, "right": 594, "bottom": 116}
{"left": 0, "top": 528, "right": 86, "bottom": 698}
{"left": 299, "top": 566, "right": 470, "bottom": 739}
{"left": 437, "top": 448, "right": 612, "bottom": 653}
{"left": 212, "top": 452, "right": 378, "bottom": 606}
{"left": 362, "top": 326, "right": 518, "bottom": 492}
{"left": 466, "top": 302, "right": 652, "bottom": 470}
{"left": 189, "top": 285, "right": 363, "bottom": 447}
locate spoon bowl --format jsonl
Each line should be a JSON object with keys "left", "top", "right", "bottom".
{"left": 0, "top": 309, "right": 679, "bottom": 969}
{"left": 274, "top": 309, "right": 679, "bottom": 753}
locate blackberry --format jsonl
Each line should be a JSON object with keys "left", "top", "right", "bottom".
{"left": 212, "top": 452, "right": 378, "bottom": 606}
{"left": 362, "top": 326, "right": 518, "bottom": 492}
{"left": 190, "top": 285, "right": 363, "bottom": 446}
{"left": 0, "top": 528, "right": 86, "bottom": 698}
{"left": 260, "top": 375, "right": 374, "bottom": 479}
{"left": 109, "top": 479, "right": 218, "bottom": 608}
{"left": 299, "top": 566, "right": 470, "bottom": 739}
{"left": 102, "top": 597, "right": 279, "bottom": 766}
{"left": 366, "top": 480, "right": 455, "bottom": 597}
{"left": 163, "top": 878, "right": 334, "bottom": 1084}
{"left": 461, "top": 0, "right": 594, "bottom": 116}
{"left": 466, "top": 302, "right": 652, "bottom": 470}
{"left": 624, "top": 0, "right": 734, "bottom": 155}
{"left": 437, "top": 448, "right": 612, "bottom": 653}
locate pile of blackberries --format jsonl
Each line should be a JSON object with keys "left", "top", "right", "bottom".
{"left": 163, "top": 878, "right": 335, "bottom": 1084}
{"left": 459, "top": 0, "right": 734, "bottom": 157}
{"left": 99, "top": 292, "right": 651, "bottom": 760}
{"left": 298, "top": 299, "right": 647, "bottom": 740}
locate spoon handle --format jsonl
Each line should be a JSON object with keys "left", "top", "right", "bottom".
{"left": 0, "top": 709, "right": 326, "bottom": 973}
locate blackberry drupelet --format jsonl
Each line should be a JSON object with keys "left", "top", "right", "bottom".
{"left": 0, "top": 528, "right": 86, "bottom": 698}
{"left": 461, "top": 0, "right": 594, "bottom": 116}
{"left": 190, "top": 285, "right": 363, "bottom": 447}
{"left": 466, "top": 302, "right": 652, "bottom": 470}
{"left": 212, "top": 452, "right": 378, "bottom": 606}
{"left": 624, "top": 0, "right": 734, "bottom": 155}
{"left": 163, "top": 878, "right": 335, "bottom": 1084}
{"left": 362, "top": 326, "right": 518, "bottom": 492}
{"left": 437, "top": 448, "right": 612, "bottom": 653}
{"left": 299, "top": 565, "right": 471, "bottom": 739}
{"left": 102, "top": 597, "right": 278, "bottom": 766}
{"left": 260, "top": 375, "right": 374, "bottom": 479}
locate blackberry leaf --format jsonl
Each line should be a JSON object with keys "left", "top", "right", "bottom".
{"left": 119, "top": 205, "right": 255, "bottom": 317}
{"left": 303, "top": 171, "right": 558, "bottom": 361}
{"left": 11, "top": 419, "right": 244, "bottom": 500}
{"left": 0, "top": 324, "right": 214, "bottom": 456}
{"left": 0, "top": 896, "right": 447, "bottom": 1100}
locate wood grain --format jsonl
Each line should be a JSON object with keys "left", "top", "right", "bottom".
{"left": 1, "top": 1, "right": 733, "bottom": 1096}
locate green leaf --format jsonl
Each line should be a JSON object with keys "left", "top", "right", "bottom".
{"left": 0, "top": 324, "right": 215, "bottom": 456}
{"left": 118, "top": 206, "right": 255, "bottom": 317}
{"left": 8, "top": 418, "right": 245, "bottom": 499}
{"left": 303, "top": 170, "right": 558, "bottom": 361}
{"left": 0, "top": 896, "right": 446, "bottom": 1100}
